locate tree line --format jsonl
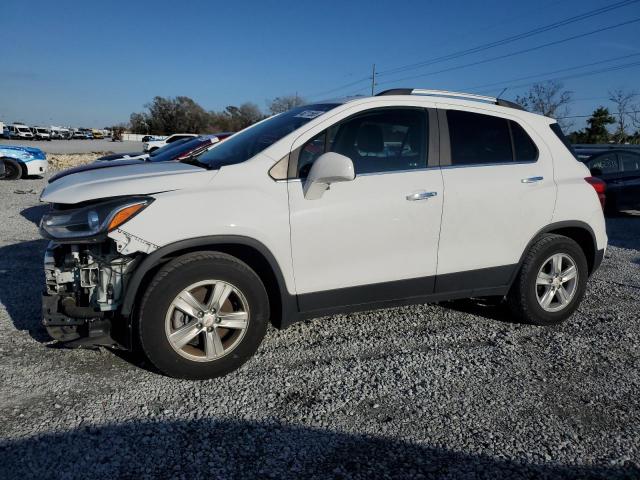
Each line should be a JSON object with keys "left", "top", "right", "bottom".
{"left": 512, "top": 81, "right": 640, "bottom": 144}
{"left": 125, "top": 84, "right": 640, "bottom": 144}
{"left": 128, "top": 94, "right": 305, "bottom": 135}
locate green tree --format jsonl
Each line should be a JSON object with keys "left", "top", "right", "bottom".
{"left": 584, "top": 107, "right": 615, "bottom": 144}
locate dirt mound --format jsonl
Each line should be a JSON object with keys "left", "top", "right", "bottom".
{"left": 48, "top": 153, "right": 109, "bottom": 170}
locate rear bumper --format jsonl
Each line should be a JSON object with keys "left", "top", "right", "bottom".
{"left": 592, "top": 248, "right": 605, "bottom": 274}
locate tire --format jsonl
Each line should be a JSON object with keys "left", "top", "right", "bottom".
{"left": 507, "top": 234, "right": 588, "bottom": 326}
{"left": 1, "top": 158, "right": 22, "bottom": 180}
{"left": 138, "top": 251, "right": 269, "bottom": 379}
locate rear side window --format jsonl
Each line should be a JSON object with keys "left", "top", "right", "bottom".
{"left": 511, "top": 121, "right": 538, "bottom": 162}
{"left": 447, "top": 111, "right": 538, "bottom": 166}
{"left": 588, "top": 153, "right": 619, "bottom": 174}
{"left": 620, "top": 152, "right": 640, "bottom": 172}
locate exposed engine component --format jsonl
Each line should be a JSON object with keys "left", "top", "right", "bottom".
{"left": 44, "top": 241, "right": 138, "bottom": 313}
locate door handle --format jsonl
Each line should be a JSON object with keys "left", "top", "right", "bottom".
{"left": 406, "top": 191, "right": 437, "bottom": 201}
{"left": 521, "top": 176, "right": 544, "bottom": 184}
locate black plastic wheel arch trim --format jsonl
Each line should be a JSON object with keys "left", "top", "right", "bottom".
{"left": 119, "top": 235, "right": 296, "bottom": 324}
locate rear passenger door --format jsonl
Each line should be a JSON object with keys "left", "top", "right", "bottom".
{"left": 435, "top": 108, "right": 556, "bottom": 293}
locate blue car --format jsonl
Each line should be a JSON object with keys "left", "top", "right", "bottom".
{"left": 0, "top": 144, "right": 48, "bottom": 179}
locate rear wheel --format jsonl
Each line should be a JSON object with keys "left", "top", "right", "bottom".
{"left": 138, "top": 252, "right": 269, "bottom": 379}
{"left": 507, "top": 234, "right": 588, "bottom": 326}
{"left": 1, "top": 158, "right": 22, "bottom": 180}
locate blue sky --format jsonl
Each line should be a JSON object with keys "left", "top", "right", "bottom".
{"left": 1, "top": 0, "right": 639, "bottom": 130}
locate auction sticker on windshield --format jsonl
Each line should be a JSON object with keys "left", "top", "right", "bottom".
{"left": 294, "top": 110, "right": 327, "bottom": 119}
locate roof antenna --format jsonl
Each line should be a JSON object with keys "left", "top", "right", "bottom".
{"left": 497, "top": 87, "right": 508, "bottom": 99}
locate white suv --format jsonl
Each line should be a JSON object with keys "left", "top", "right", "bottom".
{"left": 39, "top": 89, "right": 607, "bottom": 379}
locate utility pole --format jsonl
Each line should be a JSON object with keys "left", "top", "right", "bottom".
{"left": 370, "top": 64, "right": 376, "bottom": 96}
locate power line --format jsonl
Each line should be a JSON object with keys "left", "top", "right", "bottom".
{"left": 306, "top": 75, "right": 371, "bottom": 100}
{"left": 460, "top": 52, "right": 640, "bottom": 92}
{"left": 376, "top": 0, "right": 640, "bottom": 78}
{"left": 476, "top": 59, "right": 640, "bottom": 94}
{"left": 557, "top": 110, "right": 640, "bottom": 119}
{"left": 304, "top": 0, "right": 568, "bottom": 100}
{"left": 375, "top": 17, "right": 640, "bottom": 87}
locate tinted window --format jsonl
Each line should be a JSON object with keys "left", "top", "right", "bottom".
{"left": 447, "top": 110, "right": 512, "bottom": 165}
{"left": 588, "top": 153, "right": 619, "bottom": 174}
{"left": 620, "top": 152, "right": 640, "bottom": 172}
{"left": 298, "top": 108, "right": 427, "bottom": 177}
{"left": 167, "top": 135, "right": 192, "bottom": 143}
{"left": 550, "top": 123, "right": 578, "bottom": 158}
{"left": 511, "top": 121, "right": 538, "bottom": 162}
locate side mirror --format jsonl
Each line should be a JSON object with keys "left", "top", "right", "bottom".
{"left": 303, "top": 152, "right": 355, "bottom": 200}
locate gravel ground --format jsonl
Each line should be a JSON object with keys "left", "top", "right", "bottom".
{"left": 0, "top": 173, "right": 638, "bottom": 479}
{"left": 1, "top": 138, "right": 143, "bottom": 154}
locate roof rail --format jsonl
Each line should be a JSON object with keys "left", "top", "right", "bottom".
{"left": 375, "top": 88, "right": 525, "bottom": 111}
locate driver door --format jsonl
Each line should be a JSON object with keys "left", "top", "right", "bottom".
{"left": 287, "top": 107, "right": 443, "bottom": 312}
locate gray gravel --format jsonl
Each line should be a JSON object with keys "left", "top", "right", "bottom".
{"left": 0, "top": 173, "right": 639, "bottom": 479}
{"left": 0, "top": 138, "right": 143, "bottom": 154}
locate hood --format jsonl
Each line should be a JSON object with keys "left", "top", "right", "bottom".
{"left": 49, "top": 158, "right": 146, "bottom": 183}
{"left": 41, "top": 161, "right": 216, "bottom": 204}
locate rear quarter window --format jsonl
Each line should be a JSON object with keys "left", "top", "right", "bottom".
{"left": 550, "top": 123, "right": 577, "bottom": 159}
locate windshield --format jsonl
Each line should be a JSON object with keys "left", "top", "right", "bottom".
{"left": 18, "top": 127, "right": 30, "bottom": 132}
{"left": 197, "top": 104, "right": 339, "bottom": 169}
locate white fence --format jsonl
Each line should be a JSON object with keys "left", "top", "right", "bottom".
{"left": 121, "top": 133, "right": 147, "bottom": 141}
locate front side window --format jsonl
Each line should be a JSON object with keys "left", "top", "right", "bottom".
{"left": 447, "top": 110, "right": 538, "bottom": 166}
{"left": 588, "top": 153, "right": 619, "bottom": 174}
{"left": 297, "top": 108, "right": 428, "bottom": 177}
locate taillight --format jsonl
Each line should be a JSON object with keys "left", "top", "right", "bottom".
{"left": 585, "top": 176, "right": 606, "bottom": 210}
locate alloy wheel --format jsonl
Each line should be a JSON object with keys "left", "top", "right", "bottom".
{"left": 535, "top": 253, "right": 579, "bottom": 312}
{"left": 165, "top": 280, "right": 250, "bottom": 362}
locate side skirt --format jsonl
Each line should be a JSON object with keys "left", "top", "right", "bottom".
{"left": 294, "top": 264, "right": 516, "bottom": 322}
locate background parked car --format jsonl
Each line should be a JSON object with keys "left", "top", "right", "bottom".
{"left": 32, "top": 127, "right": 51, "bottom": 141}
{"left": 580, "top": 149, "right": 640, "bottom": 213}
{"left": 143, "top": 133, "right": 198, "bottom": 152}
{"left": 50, "top": 135, "right": 221, "bottom": 183}
{"left": 0, "top": 144, "right": 48, "bottom": 179}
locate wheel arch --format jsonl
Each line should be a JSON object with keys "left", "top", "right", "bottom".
{"left": 513, "top": 221, "right": 599, "bottom": 285}
{"left": 121, "top": 235, "right": 297, "bottom": 329}
{"left": 1, "top": 156, "right": 26, "bottom": 179}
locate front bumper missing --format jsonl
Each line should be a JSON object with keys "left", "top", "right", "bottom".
{"left": 42, "top": 294, "right": 129, "bottom": 349}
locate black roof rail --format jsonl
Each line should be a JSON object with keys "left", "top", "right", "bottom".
{"left": 375, "top": 88, "right": 525, "bottom": 111}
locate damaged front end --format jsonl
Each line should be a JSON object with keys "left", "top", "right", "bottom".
{"left": 42, "top": 241, "right": 139, "bottom": 348}
{"left": 39, "top": 196, "right": 156, "bottom": 348}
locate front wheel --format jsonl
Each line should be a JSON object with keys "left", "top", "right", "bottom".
{"left": 507, "top": 234, "right": 588, "bottom": 326}
{"left": 138, "top": 252, "right": 269, "bottom": 379}
{"left": 1, "top": 158, "right": 22, "bottom": 180}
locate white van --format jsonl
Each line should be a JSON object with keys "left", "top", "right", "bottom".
{"left": 10, "top": 123, "right": 34, "bottom": 140}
